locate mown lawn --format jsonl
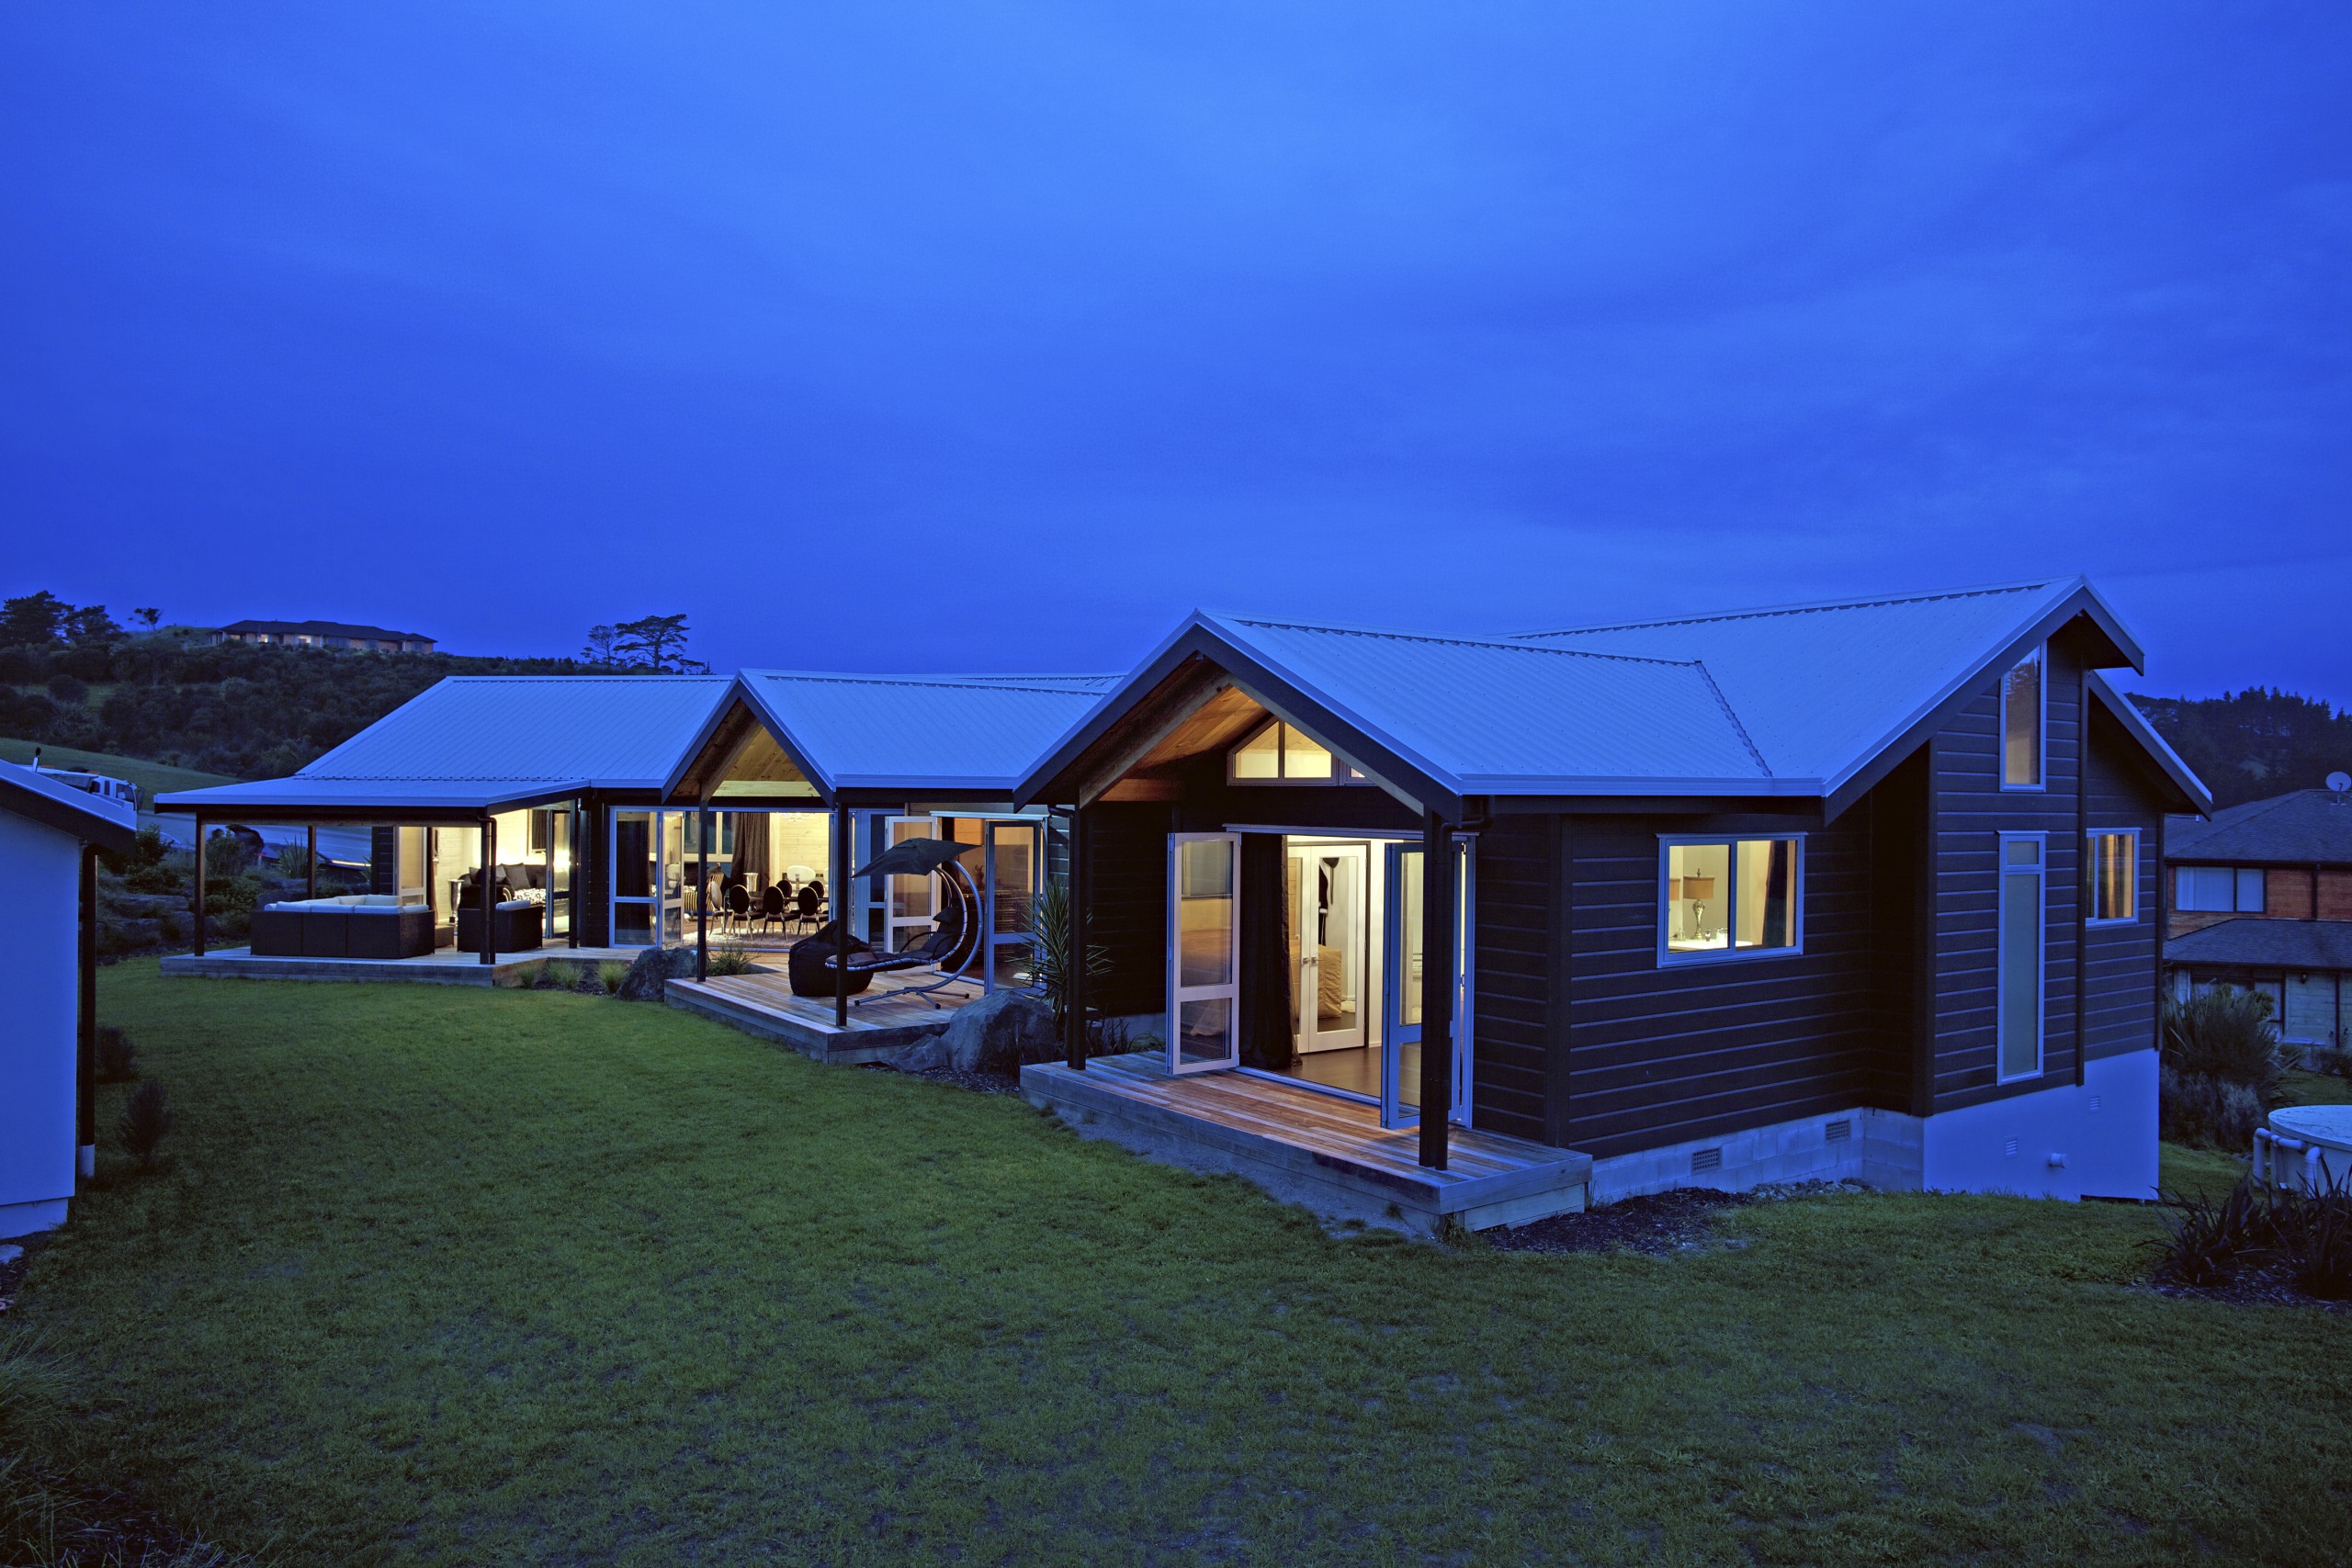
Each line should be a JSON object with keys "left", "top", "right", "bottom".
{"left": 7, "top": 962, "right": 2348, "bottom": 1565}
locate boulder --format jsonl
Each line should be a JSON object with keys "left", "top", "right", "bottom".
{"left": 616, "top": 945, "right": 697, "bottom": 1002}
{"left": 934, "top": 989, "right": 1058, "bottom": 1074}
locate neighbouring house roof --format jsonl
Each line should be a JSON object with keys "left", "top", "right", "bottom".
{"left": 0, "top": 760, "right": 138, "bottom": 851}
{"left": 668, "top": 671, "right": 1120, "bottom": 803}
{"left": 2167, "top": 788, "right": 2352, "bottom": 866}
{"left": 155, "top": 676, "right": 732, "bottom": 818}
{"left": 1016, "top": 577, "right": 2210, "bottom": 815}
{"left": 216, "top": 618, "right": 434, "bottom": 642}
{"left": 2167, "top": 917, "right": 2352, "bottom": 973}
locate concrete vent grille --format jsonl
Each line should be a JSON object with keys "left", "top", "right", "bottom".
{"left": 1825, "top": 1119, "right": 1852, "bottom": 1145}
{"left": 1691, "top": 1147, "right": 1724, "bottom": 1174}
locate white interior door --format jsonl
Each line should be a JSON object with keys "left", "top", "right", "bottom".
{"left": 1292, "top": 842, "right": 1369, "bottom": 1055}
{"left": 1167, "top": 833, "right": 1241, "bottom": 1076}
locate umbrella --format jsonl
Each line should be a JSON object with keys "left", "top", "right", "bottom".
{"left": 852, "top": 837, "right": 978, "bottom": 881}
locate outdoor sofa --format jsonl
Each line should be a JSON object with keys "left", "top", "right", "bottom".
{"left": 249, "top": 895, "right": 435, "bottom": 960}
{"left": 456, "top": 899, "right": 544, "bottom": 953}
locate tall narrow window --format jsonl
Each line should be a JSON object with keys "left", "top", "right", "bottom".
{"left": 2001, "top": 647, "right": 2043, "bottom": 789}
{"left": 2087, "top": 830, "right": 2138, "bottom": 923}
{"left": 1998, "top": 834, "right": 2046, "bottom": 1079}
{"left": 1661, "top": 836, "right": 1803, "bottom": 963}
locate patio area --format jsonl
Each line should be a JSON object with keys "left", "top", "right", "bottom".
{"left": 666, "top": 964, "right": 987, "bottom": 1065}
{"left": 1019, "top": 1052, "right": 1594, "bottom": 1235}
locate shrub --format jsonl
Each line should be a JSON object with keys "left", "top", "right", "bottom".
{"left": 1024, "top": 878, "right": 1107, "bottom": 1027}
{"left": 532, "top": 962, "right": 571, "bottom": 990}
{"left": 2152, "top": 1177, "right": 2277, "bottom": 1287}
{"left": 44, "top": 672, "right": 88, "bottom": 705}
{"left": 2163, "top": 989, "right": 2282, "bottom": 1102}
{"left": 2158, "top": 1065, "right": 2266, "bottom": 1150}
{"left": 94, "top": 1026, "right": 136, "bottom": 1083}
{"left": 707, "top": 942, "right": 755, "bottom": 977}
{"left": 596, "top": 960, "right": 631, "bottom": 995}
{"left": 2284, "top": 1189, "right": 2352, "bottom": 1300}
{"left": 118, "top": 1081, "right": 172, "bottom": 1167}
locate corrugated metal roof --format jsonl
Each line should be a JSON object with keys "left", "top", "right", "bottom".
{"left": 297, "top": 676, "right": 730, "bottom": 784}
{"left": 741, "top": 671, "right": 1115, "bottom": 793}
{"left": 2169, "top": 788, "right": 2352, "bottom": 863}
{"left": 1514, "top": 579, "right": 2104, "bottom": 791}
{"left": 1201, "top": 615, "right": 1774, "bottom": 791}
{"left": 153, "top": 777, "right": 592, "bottom": 813}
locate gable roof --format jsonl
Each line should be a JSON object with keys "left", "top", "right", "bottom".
{"left": 155, "top": 676, "right": 731, "bottom": 817}
{"left": 0, "top": 760, "right": 139, "bottom": 851}
{"left": 218, "top": 619, "right": 434, "bottom": 642}
{"left": 1513, "top": 578, "right": 2147, "bottom": 801}
{"left": 1017, "top": 577, "right": 2202, "bottom": 816}
{"left": 668, "top": 671, "right": 1118, "bottom": 802}
{"left": 2169, "top": 788, "right": 2352, "bottom": 865}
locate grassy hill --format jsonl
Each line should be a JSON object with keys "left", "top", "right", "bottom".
{"left": 0, "top": 738, "right": 234, "bottom": 804}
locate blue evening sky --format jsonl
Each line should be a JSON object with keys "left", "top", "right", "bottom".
{"left": 4, "top": 5, "right": 2347, "bottom": 699}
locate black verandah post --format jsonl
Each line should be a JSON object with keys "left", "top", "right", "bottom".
{"left": 695, "top": 803, "right": 710, "bottom": 982}
{"left": 1064, "top": 802, "right": 1088, "bottom": 1071}
{"left": 78, "top": 844, "right": 97, "bottom": 1179}
{"left": 190, "top": 813, "right": 207, "bottom": 957}
{"left": 1418, "top": 808, "right": 1454, "bottom": 1171}
{"left": 479, "top": 810, "right": 497, "bottom": 965}
{"left": 833, "top": 804, "right": 852, "bottom": 1030}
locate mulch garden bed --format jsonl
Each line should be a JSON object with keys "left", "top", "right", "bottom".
{"left": 867, "top": 1062, "right": 1024, "bottom": 1097}
{"left": 1486, "top": 1179, "right": 1873, "bottom": 1256}
{"left": 2149, "top": 1260, "right": 2352, "bottom": 1312}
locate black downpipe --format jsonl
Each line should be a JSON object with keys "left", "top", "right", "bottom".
{"left": 78, "top": 844, "right": 97, "bottom": 1179}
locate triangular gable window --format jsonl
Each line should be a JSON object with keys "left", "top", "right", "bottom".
{"left": 1227, "top": 718, "right": 1367, "bottom": 784}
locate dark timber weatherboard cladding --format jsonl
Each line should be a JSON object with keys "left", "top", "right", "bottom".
{"left": 1557, "top": 806, "right": 1883, "bottom": 1161}
{"left": 1468, "top": 814, "right": 1552, "bottom": 1144}
{"left": 1085, "top": 802, "right": 1171, "bottom": 1020}
{"left": 2083, "top": 704, "right": 2167, "bottom": 1060}
{"left": 1928, "top": 634, "right": 2086, "bottom": 1111}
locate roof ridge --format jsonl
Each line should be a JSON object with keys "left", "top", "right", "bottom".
{"left": 745, "top": 671, "right": 1103, "bottom": 696}
{"left": 444, "top": 674, "right": 729, "bottom": 683}
{"left": 1515, "top": 578, "right": 2065, "bottom": 639}
{"left": 1218, "top": 613, "right": 1703, "bottom": 671}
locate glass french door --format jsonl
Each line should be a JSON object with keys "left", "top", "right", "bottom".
{"left": 610, "top": 809, "right": 687, "bottom": 947}
{"left": 1291, "top": 842, "right": 1369, "bottom": 1054}
{"left": 986, "top": 819, "right": 1040, "bottom": 990}
{"left": 1167, "top": 833, "right": 1241, "bottom": 1075}
{"left": 1381, "top": 844, "right": 1424, "bottom": 1128}
{"left": 1380, "top": 839, "right": 1475, "bottom": 1131}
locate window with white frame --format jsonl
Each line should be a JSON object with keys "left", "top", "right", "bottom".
{"left": 2177, "top": 865, "right": 2266, "bottom": 914}
{"left": 2000, "top": 645, "right": 2044, "bottom": 789}
{"left": 1660, "top": 836, "right": 1803, "bottom": 962}
{"left": 2087, "top": 830, "right": 2139, "bottom": 923}
{"left": 1997, "top": 834, "right": 2046, "bottom": 1079}
{"left": 1227, "top": 717, "right": 1368, "bottom": 784}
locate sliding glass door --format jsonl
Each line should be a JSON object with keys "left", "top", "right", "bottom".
{"left": 1379, "top": 839, "right": 1475, "bottom": 1132}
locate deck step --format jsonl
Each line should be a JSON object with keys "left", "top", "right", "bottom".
{"left": 1021, "top": 1053, "right": 1591, "bottom": 1235}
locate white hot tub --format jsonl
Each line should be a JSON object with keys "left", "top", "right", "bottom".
{"left": 2256, "top": 1106, "right": 2352, "bottom": 1195}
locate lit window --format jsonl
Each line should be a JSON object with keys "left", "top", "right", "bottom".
{"left": 1227, "top": 718, "right": 1363, "bottom": 784}
{"left": 2001, "top": 647, "right": 2043, "bottom": 789}
{"left": 2087, "top": 831, "right": 2138, "bottom": 922}
{"left": 1662, "top": 838, "right": 1801, "bottom": 961}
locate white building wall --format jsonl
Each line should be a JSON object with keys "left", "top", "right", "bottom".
{"left": 1918, "top": 1048, "right": 2158, "bottom": 1201}
{"left": 0, "top": 809, "right": 81, "bottom": 1235}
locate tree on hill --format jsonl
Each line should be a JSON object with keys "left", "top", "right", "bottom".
{"left": 583, "top": 613, "right": 707, "bottom": 673}
{"left": 2129, "top": 688, "right": 2352, "bottom": 810}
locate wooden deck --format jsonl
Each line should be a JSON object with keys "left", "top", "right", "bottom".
{"left": 666, "top": 968, "right": 985, "bottom": 1065}
{"left": 1020, "top": 1053, "right": 1592, "bottom": 1235}
{"left": 160, "top": 945, "right": 641, "bottom": 987}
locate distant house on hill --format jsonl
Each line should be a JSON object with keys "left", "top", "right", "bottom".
{"left": 208, "top": 619, "right": 435, "bottom": 654}
{"left": 2166, "top": 784, "right": 2352, "bottom": 1051}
